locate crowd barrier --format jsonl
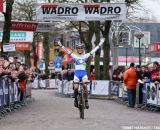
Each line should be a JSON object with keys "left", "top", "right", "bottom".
{"left": 31, "top": 78, "right": 160, "bottom": 110}
{"left": 31, "top": 79, "right": 58, "bottom": 89}
{"left": 0, "top": 77, "right": 32, "bottom": 117}
{"left": 55, "top": 79, "right": 160, "bottom": 110}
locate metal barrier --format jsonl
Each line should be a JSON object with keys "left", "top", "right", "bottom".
{"left": 0, "top": 77, "right": 32, "bottom": 117}
{"left": 30, "top": 79, "right": 59, "bottom": 89}
{"left": 146, "top": 83, "right": 160, "bottom": 106}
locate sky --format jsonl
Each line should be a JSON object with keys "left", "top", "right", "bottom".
{"left": 140, "top": 0, "right": 160, "bottom": 22}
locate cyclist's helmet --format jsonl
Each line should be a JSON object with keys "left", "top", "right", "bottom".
{"left": 76, "top": 43, "right": 85, "bottom": 49}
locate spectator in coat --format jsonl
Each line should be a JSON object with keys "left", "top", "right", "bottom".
{"left": 150, "top": 61, "right": 160, "bottom": 83}
{"left": 124, "top": 63, "right": 138, "bottom": 108}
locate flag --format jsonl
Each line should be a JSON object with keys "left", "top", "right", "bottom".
{"left": 0, "top": 0, "right": 3, "bottom": 12}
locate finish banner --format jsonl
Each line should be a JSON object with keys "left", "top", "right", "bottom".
{"left": 36, "top": 3, "right": 127, "bottom": 21}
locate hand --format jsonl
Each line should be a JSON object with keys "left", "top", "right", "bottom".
{"left": 155, "top": 81, "right": 159, "bottom": 84}
{"left": 99, "top": 38, "right": 105, "bottom": 46}
{"left": 57, "top": 40, "right": 62, "bottom": 47}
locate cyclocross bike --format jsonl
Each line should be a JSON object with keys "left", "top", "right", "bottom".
{"left": 75, "top": 80, "right": 89, "bottom": 119}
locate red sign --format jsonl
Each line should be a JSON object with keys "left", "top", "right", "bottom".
{"left": 11, "top": 21, "right": 38, "bottom": 32}
{"left": 16, "top": 42, "right": 31, "bottom": 50}
{"left": 0, "top": 0, "right": 3, "bottom": 12}
{"left": 148, "top": 42, "right": 160, "bottom": 53}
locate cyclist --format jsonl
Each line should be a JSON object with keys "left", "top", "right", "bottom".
{"left": 57, "top": 38, "right": 105, "bottom": 109}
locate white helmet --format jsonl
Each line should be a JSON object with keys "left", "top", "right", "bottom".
{"left": 76, "top": 43, "right": 85, "bottom": 49}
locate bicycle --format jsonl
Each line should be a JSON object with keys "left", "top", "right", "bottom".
{"left": 74, "top": 80, "right": 89, "bottom": 119}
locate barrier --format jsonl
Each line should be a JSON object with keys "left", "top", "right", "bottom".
{"left": 39, "top": 79, "right": 46, "bottom": 88}
{"left": 9, "top": 82, "right": 14, "bottom": 104}
{"left": 109, "top": 80, "right": 120, "bottom": 96}
{"left": 0, "top": 78, "right": 3, "bottom": 107}
{"left": 31, "top": 79, "right": 39, "bottom": 89}
{"left": 146, "top": 82, "right": 160, "bottom": 107}
{"left": 56, "top": 79, "right": 62, "bottom": 93}
{"left": 14, "top": 83, "right": 19, "bottom": 102}
{"left": 91, "top": 80, "right": 109, "bottom": 96}
{"left": 49, "top": 79, "right": 57, "bottom": 89}
{"left": 30, "top": 79, "right": 59, "bottom": 89}
{"left": 26, "top": 80, "right": 32, "bottom": 97}
{"left": 63, "top": 80, "right": 73, "bottom": 95}
{"left": 118, "top": 82, "right": 127, "bottom": 98}
{"left": 0, "top": 77, "right": 32, "bottom": 117}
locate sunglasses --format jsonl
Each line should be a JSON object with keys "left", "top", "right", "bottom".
{"left": 77, "top": 47, "right": 84, "bottom": 49}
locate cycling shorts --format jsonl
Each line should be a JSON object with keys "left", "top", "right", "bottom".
{"left": 74, "top": 70, "right": 88, "bottom": 82}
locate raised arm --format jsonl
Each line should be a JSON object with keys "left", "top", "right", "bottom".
{"left": 90, "top": 38, "right": 105, "bottom": 55}
{"left": 84, "top": 38, "right": 105, "bottom": 59}
{"left": 57, "top": 40, "right": 78, "bottom": 59}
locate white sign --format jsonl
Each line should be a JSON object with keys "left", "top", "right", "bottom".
{"left": 3, "top": 44, "right": 16, "bottom": 52}
{"left": 91, "top": 80, "right": 109, "bottom": 95}
{"left": 0, "top": 31, "right": 34, "bottom": 42}
{"left": 146, "top": 83, "right": 158, "bottom": 105}
{"left": 36, "top": 3, "right": 127, "bottom": 21}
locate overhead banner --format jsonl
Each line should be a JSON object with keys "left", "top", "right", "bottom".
{"left": 0, "top": 31, "right": 33, "bottom": 42}
{"left": 0, "top": 0, "right": 3, "bottom": 12}
{"left": 36, "top": 3, "right": 127, "bottom": 21}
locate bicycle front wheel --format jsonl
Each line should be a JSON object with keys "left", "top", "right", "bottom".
{"left": 79, "top": 87, "right": 85, "bottom": 119}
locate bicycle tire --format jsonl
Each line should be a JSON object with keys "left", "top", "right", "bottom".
{"left": 80, "top": 85, "right": 85, "bottom": 119}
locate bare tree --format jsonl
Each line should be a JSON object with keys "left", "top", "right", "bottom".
{"left": 11, "top": 0, "right": 37, "bottom": 66}
{"left": 1, "top": 0, "right": 14, "bottom": 53}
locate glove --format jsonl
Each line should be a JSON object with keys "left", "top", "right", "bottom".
{"left": 99, "top": 38, "right": 105, "bottom": 46}
{"left": 57, "top": 40, "right": 62, "bottom": 47}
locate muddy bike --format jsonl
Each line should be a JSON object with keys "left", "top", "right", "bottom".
{"left": 75, "top": 81, "right": 89, "bottom": 119}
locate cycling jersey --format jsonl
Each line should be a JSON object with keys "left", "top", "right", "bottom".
{"left": 59, "top": 38, "right": 104, "bottom": 82}
{"left": 71, "top": 53, "right": 90, "bottom": 70}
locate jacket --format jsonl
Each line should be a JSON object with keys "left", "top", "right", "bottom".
{"left": 151, "top": 69, "right": 160, "bottom": 82}
{"left": 123, "top": 67, "right": 138, "bottom": 89}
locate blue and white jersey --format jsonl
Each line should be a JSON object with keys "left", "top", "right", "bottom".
{"left": 70, "top": 53, "right": 90, "bottom": 70}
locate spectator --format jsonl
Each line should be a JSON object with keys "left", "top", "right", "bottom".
{"left": 150, "top": 61, "right": 160, "bottom": 83}
{"left": 123, "top": 63, "right": 138, "bottom": 108}
{"left": 112, "top": 66, "right": 122, "bottom": 81}
{"left": 90, "top": 69, "right": 95, "bottom": 81}
{"left": 136, "top": 65, "right": 145, "bottom": 105}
